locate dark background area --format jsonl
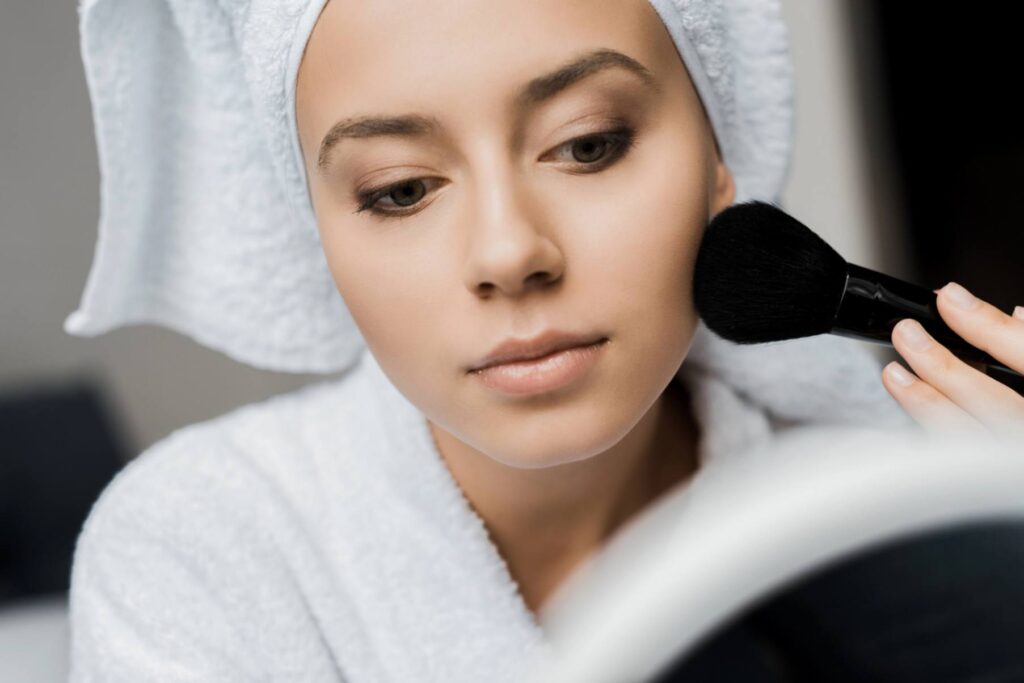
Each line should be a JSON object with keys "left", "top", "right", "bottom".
{"left": 854, "top": 2, "right": 1022, "bottom": 310}
{"left": 0, "top": 381, "right": 127, "bottom": 605}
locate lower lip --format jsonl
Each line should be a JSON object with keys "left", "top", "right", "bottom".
{"left": 470, "top": 339, "right": 608, "bottom": 396}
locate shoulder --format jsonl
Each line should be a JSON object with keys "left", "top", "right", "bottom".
{"left": 74, "top": 365, "right": 373, "bottom": 558}
{"left": 66, "top": 371, "right": 368, "bottom": 680}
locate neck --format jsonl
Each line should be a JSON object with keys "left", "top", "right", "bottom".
{"left": 428, "top": 375, "right": 700, "bottom": 618}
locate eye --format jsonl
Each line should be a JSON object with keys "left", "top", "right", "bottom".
{"left": 353, "top": 177, "right": 444, "bottom": 220}
{"left": 353, "top": 126, "right": 638, "bottom": 220}
{"left": 547, "top": 127, "right": 638, "bottom": 170}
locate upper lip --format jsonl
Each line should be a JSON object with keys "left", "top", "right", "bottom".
{"left": 468, "top": 330, "right": 607, "bottom": 372}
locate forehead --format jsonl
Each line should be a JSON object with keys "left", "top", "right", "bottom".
{"left": 298, "top": 0, "right": 674, "bottom": 115}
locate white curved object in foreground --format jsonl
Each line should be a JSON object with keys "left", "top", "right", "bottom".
{"left": 527, "top": 423, "right": 1024, "bottom": 683}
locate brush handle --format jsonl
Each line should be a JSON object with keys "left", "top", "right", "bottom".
{"left": 830, "top": 263, "right": 1024, "bottom": 393}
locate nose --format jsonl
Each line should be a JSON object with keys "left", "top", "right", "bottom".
{"left": 461, "top": 164, "right": 565, "bottom": 299}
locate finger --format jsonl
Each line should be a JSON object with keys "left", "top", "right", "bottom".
{"left": 891, "top": 317, "right": 1024, "bottom": 431}
{"left": 881, "top": 360, "right": 989, "bottom": 436}
{"left": 934, "top": 281, "right": 1024, "bottom": 375}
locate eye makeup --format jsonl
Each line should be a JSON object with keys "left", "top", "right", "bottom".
{"left": 351, "top": 123, "right": 640, "bottom": 222}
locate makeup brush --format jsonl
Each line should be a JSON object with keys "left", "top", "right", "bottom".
{"left": 692, "top": 200, "right": 1024, "bottom": 393}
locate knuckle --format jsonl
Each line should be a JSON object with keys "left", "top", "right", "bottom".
{"left": 913, "top": 386, "right": 944, "bottom": 410}
{"left": 897, "top": 379, "right": 934, "bottom": 409}
{"left": 975, "top": 307, "right": 1014, "bottom": 348}
{"left": 933, "top": 348, "right": 959, "bottom": 375}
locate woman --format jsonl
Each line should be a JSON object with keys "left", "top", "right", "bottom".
{"left": 292, "top": 0, "right": 737, "bottom": 618}
{"left": 64, "top": 0, "right": 1024, "bottom": 680}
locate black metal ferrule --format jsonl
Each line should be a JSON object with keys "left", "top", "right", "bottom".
{"left": 830, "top": 263, "right": 1021, "bottom": 381}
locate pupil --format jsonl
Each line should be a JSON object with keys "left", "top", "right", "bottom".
{"left": 575, "top": 139, "right": 605, "bottom": 163}
{"left": 393, "top": 181, "right": 423, "bottom": 207}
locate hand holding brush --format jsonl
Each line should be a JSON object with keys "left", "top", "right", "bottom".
{"left": 692, "top": 200, "right": 1024, "bottom": 436}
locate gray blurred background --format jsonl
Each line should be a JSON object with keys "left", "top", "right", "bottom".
{"left": 1, "top": 1, "right": 1020, "bottom": 680}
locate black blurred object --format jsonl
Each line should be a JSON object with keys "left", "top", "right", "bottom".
{"left": 846, "top": 2, "right": 1024, "bottom": 317}
{"left": 651, "top": 519, "right": 1024, "bottom": 682}
{"left": 0, "top": 379, "right": 128, "bottom": 603}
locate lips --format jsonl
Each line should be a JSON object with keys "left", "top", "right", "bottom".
{"left": 468, "top": 330, "right": 608, "bottom": 373}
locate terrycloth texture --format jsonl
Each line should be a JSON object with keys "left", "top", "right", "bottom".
{"left": 64, "top": 0, "right": 795, "bottom": 375}
{"left": 67, "top": 339, "right": 911, "bottom": 682}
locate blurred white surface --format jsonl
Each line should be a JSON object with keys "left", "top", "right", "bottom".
{"left": 529, "top": 424, "right": 1024, "bottom": 683}
{"left": 0, "top": 594, "right": 70, "bottom": 682}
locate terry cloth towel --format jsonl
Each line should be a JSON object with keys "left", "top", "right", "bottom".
{"left": 67, "top": 339, "right": 913, "bottom": 683}
{"left": 64, "top": 0, "right": 796, "bottom": 377}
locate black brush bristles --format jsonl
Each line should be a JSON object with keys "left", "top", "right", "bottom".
{"left": 693, "top": 200, "right": 849, "bottom": 344}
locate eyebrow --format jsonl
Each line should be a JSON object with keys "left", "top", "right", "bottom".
{"left": 316, "top": 48, "right": 660, "bottom": 171}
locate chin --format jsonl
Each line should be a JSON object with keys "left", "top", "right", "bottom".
{"left": 479, "top": 404, "right": 645, "bottom": 469}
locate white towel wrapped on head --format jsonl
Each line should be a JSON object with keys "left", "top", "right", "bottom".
{"left": 66, "top": 0, "right": 797, "bottom": 378}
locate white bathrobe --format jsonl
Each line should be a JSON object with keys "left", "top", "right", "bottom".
{"left": 66, "top": 337, "right": 912, "bottom": 682}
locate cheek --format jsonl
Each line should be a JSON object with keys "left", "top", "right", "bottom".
{"left": 317, "top": 227, "right": 444, "bottom": 373}
{"left": 575, "top": 155, "right": 708, "bottom": 329}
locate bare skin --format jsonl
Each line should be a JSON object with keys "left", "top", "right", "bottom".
{"left": 494, "top": 375, "right": 700, "bottom": 618}
{"left": 295, "top": 0, "right": 735, "bottom": 618}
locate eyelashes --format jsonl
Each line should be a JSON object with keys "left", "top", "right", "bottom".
{"left": 352, "top": 126, "right": 639, "bottom": 221}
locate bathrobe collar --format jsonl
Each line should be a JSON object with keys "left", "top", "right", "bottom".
{"left": 327, "top": 345, "right": 775, "bottom": 680}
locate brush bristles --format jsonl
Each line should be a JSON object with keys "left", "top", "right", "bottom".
{"left": 693, "top": 200, "right": 849, "bottom": 343}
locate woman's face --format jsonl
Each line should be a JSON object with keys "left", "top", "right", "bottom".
{"left": 295, "top": 0, "right": 735, "bottom": 469}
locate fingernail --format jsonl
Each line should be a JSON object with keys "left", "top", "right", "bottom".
{"left": 886, "top": 361, "right": 914, "bottom": 387}
{"left": 897, "top": 319, "right": 932, "bottom": 352}
{"left": 1014, "top": 305, "right": 1024, "bottom": 321}
{"left": 943, "top": 281, "right": 978, "bottom": 310}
